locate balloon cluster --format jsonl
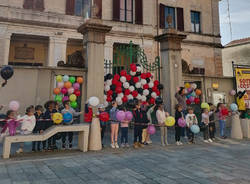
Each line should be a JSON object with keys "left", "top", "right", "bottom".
{"left": 116, "top": 111, "right": 133, "bottom": 122}
{"left": 54, "top": 75, "right": 83, "bottom": 109}
{"left": 184, "top": 83, "right": 202, "bottom": 105}
{"left": 104, "top": 64, "right": 163, "bottom": 106}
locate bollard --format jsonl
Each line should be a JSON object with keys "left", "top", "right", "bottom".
{"left": 231, "top": 113, "right": 243, "bottom": 139}
{"left": 88, "top": 117, "right": 102, "bottom": 151}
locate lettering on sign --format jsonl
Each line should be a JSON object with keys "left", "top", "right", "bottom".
{"left": 15, "top": 46, "right": 35, "bottom": 60}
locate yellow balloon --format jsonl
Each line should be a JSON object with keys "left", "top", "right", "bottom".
{"left": 201, "top": 102, "right": 210, "bottom": 111}
{"left": 52, "top": 113, "right": 63, "bottom": 124}
{"left": 185, "top": 83, "right": 190, "bottom": 89}
{"left": 56, "top": 75, "right": 63, "bottom": 82}
{"left": 69, "top": 94, "right": 77, "bottom": 102}
{"left": 165, "top": 116, "right": 175, "bottom": 127}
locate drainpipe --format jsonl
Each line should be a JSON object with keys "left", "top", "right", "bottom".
{"left": 156, "top": 0, "right": 159, "bottom": 56}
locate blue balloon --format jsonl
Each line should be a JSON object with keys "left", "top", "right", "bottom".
{"left": 190, "top": 125, "right": 200, "bottom": 134}
{"left": 63, "top": 112, "right": 73, "bottom": 123}
{"left": 186, "top": 94, "right": 191, "bottom": 99}
{"left": 230, "top": 103, "right": 238, "bottom": 112}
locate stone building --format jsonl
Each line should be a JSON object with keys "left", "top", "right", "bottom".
{"left": 0, "top": 0, "right": 233, "bottom": 112}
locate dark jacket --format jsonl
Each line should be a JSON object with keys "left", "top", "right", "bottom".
{"left": 133, "top": 108, "right": 149, "bottom": 127}
{"left": 33, "top": 112, "right": 44, "bottom": 132}
{"left": 43, "top": 109, "right": 57, "bottom": 129}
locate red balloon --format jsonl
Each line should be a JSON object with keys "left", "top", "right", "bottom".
{"left": 107, "top": 96, "right": 112, "bottom": 102}
{"left": 112, "top": 79, "right": 118, "bottom": 85}
{"left": 133, "top": 77, "right": 139, "bottom": 83}
{"left": 143, "top": 84, "right": 149, "bottom": 89}
{"left": 154, "top": 80, "right": 160, "bottom": 86}
{"left": 116, "top": 87, "right": 122, "bottom": 94}
{"left": 126, "top": 74, "right": 131, "bottom": 81}
{"left": 156, "top": 90, "right": 160, "bottom": 96}
{"left": 132, "top": 91, "right": 138, "bottom": 98}
{"left": 149, "top": 98, "right": 155, "bottom": 104}
{"left": 124, "top": 89, "right": 130, "bottom": 96}
{"left": 221, "top": 108, "right": 229, "bottom": 116}
{"left": 146, "top": 72, "right": 152, "bottom": 78}
{"left": 107, "top": 90, "right": 113, "bottom": 96}
{"left": 114, "top": 74, "right": 120, "bottom": 81}
{"left": 120, "top": 70, "right": 127, "bottom": 76}
{"left": 122, "top": 96, "right": 128, "bottom": 103}
{"left": 194, "top": 98, "right": 200, "bottom": 104}
{"left": 74, "top": 90, "right": 81, "bottom": 97}
{"left": 152, "top": 86, "right": 158, "bottom": 92}
{"left": 99, "top": 112, "right": 110, "bottom": 122}
{"left": 141, "top": 73, "right": 147, "bottom": 79}
{"left": 116, "top": 81, "right": 122, "bottom": 87}
{"left": 186, "top": 99, "right": 191, "bottom": 105}
{"left": 130, "top": 63, "right": 137, "bottom": 72}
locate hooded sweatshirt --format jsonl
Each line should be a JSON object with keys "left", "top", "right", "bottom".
{"left": 20, "top": 115, "right": 36, "bottom": 132}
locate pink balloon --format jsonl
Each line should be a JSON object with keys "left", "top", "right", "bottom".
{"left": 68, "top": 87, "right": 74, "bottom": 94}
{"left": 116, "top": 111, "right": 126, "bottom": 121}
{"left": 62, "top": 96, "right": 69, "bottom": 102}
{"left": 230, "top": 90, "right": 236, "bottom": 96}
{"left": 125, "top": 111, "right": 133, "bottom": 121}
{"left": 147, "top": 125, "right": 156, "bottom": 135}
{"left": 187, "top": 88, "right": 193, "bottom": 93}
{"left": 57, "top": 82, "right": 64, "bottom": 88}
{"left": 61, "top": 87, "right": 67, "bottom": 95}
{"left": 189, "top": 96, "right": 195, "bottom": 102}
{"left": 73, "top": 83, "right": 80, "bottom": 90}
{"left": 178, "top": 118, "right": 186, "bottom": 128}
{"left": 9, "top": 101, "right": 20, "bottom": 111}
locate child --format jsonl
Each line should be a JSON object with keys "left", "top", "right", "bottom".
{"left": 145, "top": 104, "right": 157, "bottom": 144}
{"left": 217, "top": 103, "right": 228, "bottom": 139}
{"left": 133, "top": 101, "right": 145, "bottom": 148}
{"left": 175, "top": 104, "right": 183, "bottom": 146}
{"left": 32, "top": 105, "right": 44, "bottom": 152}
{"left": 43, "top": 101, "right": 57, "bottom": 150}
{"left": 84, "top": 101, "right": 93, "bottom": 123}
{"left": 61, "top": 100, "right": 83, "bottom": 149}
{"left": 120, "top": 109, "right": 130, "bottom": 148}
{"left": 141, "top": 103, "right": 150, "bottom": 145}
{"left": 185, "top": 107, "right": 198, "bottom": 144}
{"left": 156, "top": 103, "right": 169, "bottom": 146}
{"left": 16, "top": 106, "right": 36, "bottom": 153}
{"left": 98, "top": 104, "right": 107, "bottom": 147}
{"left": 201, "top": 108, "right": 213, "bottom": 143}
{"left": 208, "top": 103, "right": 216, "bottom": 140}
{"left": 109, "top": 101, "right": 119, "bottom": 148}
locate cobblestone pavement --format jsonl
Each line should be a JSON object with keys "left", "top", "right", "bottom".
{"left": 0, "top": 128, "right": 250, "bottom": 184}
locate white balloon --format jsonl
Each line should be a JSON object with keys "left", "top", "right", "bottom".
{"left": 148, "top": 82, "right": 154, "bottom": 88}
{"left": 127, "top": 94, "right": 134, "bottom": 100}
{"left": 136, "top": 94, "right": 142, "bottom": 100}
{"left": 129, "top": 86, "right": 135, "bottom": 92}
{"left": 141, "top": 79, "right": 147, "bottom": 85}
{"left": 106, "top": 79, "right": 112, "bottom": 86}
{"left": 118, "top": 93, "right": 124, "bottom": 98}
{"left": 105, "top": 85, "right": 110, "bottom": 92}
{"left": 141, "top": 95, "right": 147, "bottom": 102}
{"left": 151, "top": 92, "right": 157, "bottom": 98}
{"left": 117, "top": 101, "right": 123, "bottom": 106}
{"left": 89, "top": 96, "right": 100, "bottom": 107}
{"left": 130, "top": 71, "right": 136, "bottom": 76}
{"left": 116, "top": 97, "right": 122, "bottom": 103}
{"left": 191, "top": 83, "right": 197, "bottom": 89}
{"left": 120, "top": 76, "right": 126, "bottom": 83}
{"left": 104, "top": 95, "right": 107, "bottom": 100}
{"left": 104, "top": 101, "right": 109, "bottom": 107}
{"left": 137, "top": 66, "right": 142, "bottom": 72}
{"left": 135, "top": 82, "right": 142, "bottom": 88}
{"left": 143, "top": 89, "right": 149, "bottom": 96}
{"left": 123, "top": 82, "right": 130, "bottom": 89}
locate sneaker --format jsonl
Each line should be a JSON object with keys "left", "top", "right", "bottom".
{"left": 133, "top": 142, "right": 139, "bottom": 149}
{"left": 161, "top": 143, "right": 166, "bottom": 147}
{"left": 208, "top": 139, "right": 213, "bottom": 143}
{"left": 204, "top": 140, "right": 209, "bottom": 143}
{"left": 212, "top": 138, "right": 216, "bottom": 141}
{"left": 138, "top": 143, "right": 144, "bottom": 148}
{"left": 179, "top": 141, "right": 183, "bottom": 145}
{"left": 143, "top": 142, "right": 149, "bottom": 145}
{"left": 111, "top": 143, "right": 115, "bottom": 149}
{"left": 147, "top": 140, "right": 152, "bottom": 144}
{"left": 16, "top": 148, "right": 23, "bottom": 154}
{"left": 62, "top": 144, "right": 66, "bottom": 150}
{"left": 121, "top": 143, "right": 125, "bottom": 148}
{"left": 188, "top": 141, "right": 192, "bottom": 145}
{"left": 115, "top": 142, "right": 119, "bottom": 148}
{"left": 125, "top": 143, "right": 130, "bottom": 148}
{"left": 68, "top": 144, "right": 72, "bottom": 150}
{"left": 176, "top": 141, "right": 180, "bottom": 146}
{"left": 32, "top": 149, "right": 36, "bottom": 152}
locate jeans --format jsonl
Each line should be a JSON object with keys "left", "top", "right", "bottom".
{"left": 203, "top": 125, "right": 209, "bottom": 140}
{"left": 209, "top": 122, "right": 216, "bottom": 139}
{"left": 121, "top": 127, "right": 128, "bottom": 144}
{"left": 175, "top": 126, "right": 181, "bottom": 142}
{"left": 100, "top": 124, "right": 106, "bottom": 142}
{"left": 134, "top": 126, "right": 143, "bottom": 143}
{"left": 62, "top": 132, "right": 73, "bottom": 144}
{"left": 219, "top": 120, "right": 226, "bottom": 137}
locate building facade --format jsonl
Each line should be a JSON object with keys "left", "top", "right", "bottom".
{"left": 0, "top": 0, "right": 233, "bottom": 112}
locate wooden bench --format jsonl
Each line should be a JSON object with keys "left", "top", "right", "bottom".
{"left": 2, "top": 124, "right": 90, "bottom": 159}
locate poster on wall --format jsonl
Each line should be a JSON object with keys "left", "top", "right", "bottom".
{"left": 235, "top": 68, "right": 250, "bottom": 108}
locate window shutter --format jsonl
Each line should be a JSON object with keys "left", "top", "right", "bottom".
{"left": 177, "top": 7, "right": 184, "bottom": 31}
{"left": 34, "top": 0, "right": 44, "bottom": 11}
{"left": 159, "top": 4, "right": 165, "bottom": 29}
{"left": 66, "top": 0, "right": 75, "bottom": 15}
{"left": 135, "top": 0, "right": 143, "bottom": 24}
{"left": 113, "top": 0, "right": 120, "bottom": 21}
{"left": 23, "top": 0, "right": 34, "bottom": 9}
{"left": 94, "top": 0, "right": 102, "bottom": 19}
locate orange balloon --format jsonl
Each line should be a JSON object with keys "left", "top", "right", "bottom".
{"left": 77, "top": 77, "right": 83, "bottom": 84}
{"left": 196, "top": 89, "right": 202, "bottom": 96}
{"left": 53, "top": 88, "right": 60, "bottom": 95}
{"left": 64, "top": 81, "right": 72, "bottom": 89}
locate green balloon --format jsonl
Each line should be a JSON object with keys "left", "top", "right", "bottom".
{"left": 55, "top": 95, "right": 62, "bottom": 102}
{"left": 191, "top": 91, "right": 196, "bottom": 97}
{"left": 69, "top": 76, "right": 76, "bottom": 83}
{"left": 70, "top": 101, "right": 77, "bottom": 108}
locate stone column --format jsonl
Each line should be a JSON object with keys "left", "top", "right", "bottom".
{"left": 78, "top": 19, "right": 112, "bottom": 106}
{"left": 47, "top": 36, "right": 68, "bottom": 66}
{"left": 0, "top": 26, "right": 11, "bottom": 65}
{"left": 155, "top": 29, "right": 186, "bottom": 114}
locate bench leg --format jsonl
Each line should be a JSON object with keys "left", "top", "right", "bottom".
{"left": 78, "top": 131, "right": 84, "bottom": 152}
{"left": 3, "top": 139, "right": 11, "bottom": 159}
{"left": 83, "top": 130, "right": 89, "bottom": 152}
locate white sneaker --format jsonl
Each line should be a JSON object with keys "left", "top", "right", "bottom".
{"left": 208, "top": 139, "right": 213, "bottom": 143}
{"left": 121, "top": 143, "right": 125, "bottom": 148}
{"left": 125, "top": 143, "right": 130, "bottom": 148}
{"left": 110, "top": 143, "right": 115, "bottom": 149}
{"left": 115, "top": 142, "right": 119, "bottom": 148}
{"left": 16, "top": 148, "right": 23, "bottom": 154}
{"left": 147, "top": 140, "right": 152, "bottom": 144}
{"left": 176, "top": 141, "right": 180, "bottom": 146}
{"left": 179, "top": 141, "right": 183, "bottom": 145}
{"left": 204, "top": 140, "right": 209, "bottom": 143}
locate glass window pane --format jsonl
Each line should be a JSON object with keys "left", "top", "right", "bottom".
{"left": 195, "top": 23, "right": 200, "bottom": 32}
{"left": 165, "top": 6, "right": 176, "bottom": 28}
{"left": 120, "top": 0, "right": 125, "bottom": 9}
{"left": 75, "top": 0, "right": 83, "bottom": 16}
{"left": 120, "top": 9, "right": 125, "bottom": 21}
{"left": 126, "top": 0, "right": 132, "bottom": 10}
{"left": 191, "top": 23, "right": 195, "bottom": 32}
{"left": 126, "top": 10, "right": 132, "bottom": 22}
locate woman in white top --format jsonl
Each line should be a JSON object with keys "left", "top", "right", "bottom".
{"left": 156, "top": 104, "right": 169, "bottom": 146}
{"left": 201, "top": 108, "right": 213, "bottom": 143}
